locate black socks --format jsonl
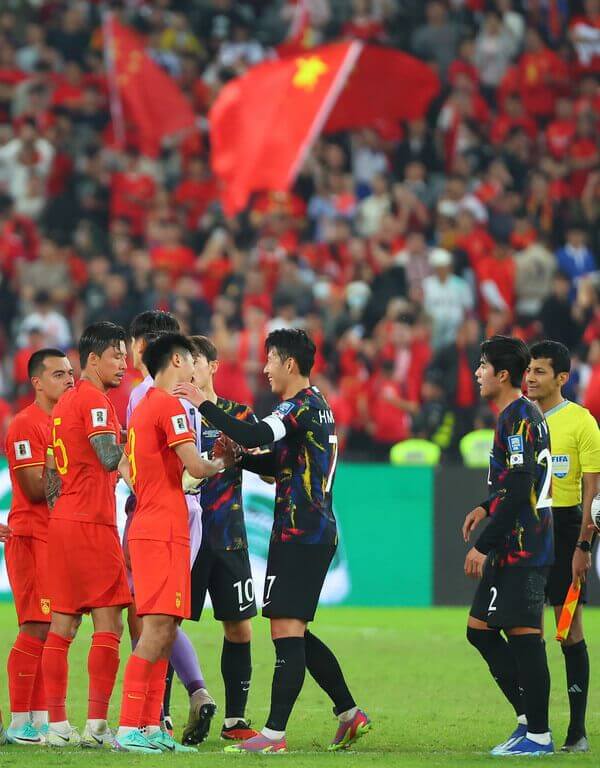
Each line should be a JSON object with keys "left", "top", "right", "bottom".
{"left": 221, "top": 639, "right": 252, "bottom": 720}
{"left": 467, "top": 627, "right": 524, "bottom": 717}
{"left": 562, "top": 640, "right": 589, "bottom": 740}
{"left": 508, "top": 634, "right": 550, "bottom": 734}
{"left": 305, "top": 630, "right": 356, "bottom": 715}
{"left": 265, "top": 637, "right": 306, "bottom": 732}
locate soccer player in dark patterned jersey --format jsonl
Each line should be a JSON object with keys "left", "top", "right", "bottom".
{"left": 185, "top": 336, "right": 260, "bottom": 743}
{"left": 174, "top": 329, "right": 370, "bottom": 754}
{"left": 462, "top": 336, "right": 554, "bottom": 757}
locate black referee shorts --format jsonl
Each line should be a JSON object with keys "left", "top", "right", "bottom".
{"left": 546, "top": 505, "right": 587, "bottom": 607}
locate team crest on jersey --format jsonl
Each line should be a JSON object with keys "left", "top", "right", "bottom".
{"left": 171, "top": 414, "right": 188, "bottom": 435}
{"left": 508, "top": 434, "right": 524, "bottom": 454}
{"left": 40, "top": 598, "right": 51, "bottom": 615}
{"left": 273, "top": 401, "right": 295, "bottom": 420}
{"left": 14, "top": 440, "right": 32, "bottom": 460}
{"left": 552, "top": 454, "right": 570, "bottom": 479}
{"left": 91, "top": 408, "right": 108, "bottom": 427}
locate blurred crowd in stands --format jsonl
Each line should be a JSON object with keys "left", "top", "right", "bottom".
{"left": 0, "top": 0, "right": 599, "bottom": 461}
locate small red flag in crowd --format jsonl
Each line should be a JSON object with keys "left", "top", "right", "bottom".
{"left": 103, "top": 14, "right": 195, "bottom": 157}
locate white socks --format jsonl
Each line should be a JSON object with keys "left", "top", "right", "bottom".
{"left": 117, "top": 725, "right": 137, "bottom": 736}
{"left": 224, "top": 717, "right": 246, "bottom": 728}
{"left": 517, "top": 715, "right": 527, "bottom": 726}
{"left": 527, "top": 731, "right": 552, "bottom": 746}
{"left": 87, "top": 719, "right": 108, "bottom": 733}
{"left": 10, "top": 712, "right": 29, "bottom": 729}
{"left": 261, "top": 727, "right": 285, "bottom": 740}
{"left": 31, "top": 710, "right": 48, "bottom": 728}
{"left": 50, "top": 720, "right": 71, "bottom": 733}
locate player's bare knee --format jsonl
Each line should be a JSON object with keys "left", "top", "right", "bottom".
{"left": 270, "top": 618, "right": 306, "bottom": 640}
{"left": 21, "top": 621, "right": 50, "bottom": 641}
{"left": 223, "top": 620, "right": 252, "bottom": 644}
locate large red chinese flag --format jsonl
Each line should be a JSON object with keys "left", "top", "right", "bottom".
{"left": 103, "top": 15, "right": 195, "bottom": 156}
{"left": 210, "top": 42, "right": 438, "bottom": 215}
{"left": 211, "top": 41, "right": 362, "bottom": 216}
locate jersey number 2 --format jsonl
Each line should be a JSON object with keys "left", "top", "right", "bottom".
{"left": 536, "top": 447, "right": 552, "bottom": 509}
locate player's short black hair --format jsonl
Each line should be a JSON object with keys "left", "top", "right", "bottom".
{"left": 143, "top": 333, "right": 195, "bottom": 379}
{"left": 265, "top": 328, "right": 315, "bottom": 377}
{"left": 480, "top": 335, "right": 531, "bottom": 388}
{"left": 189, "top": 335, "right": 217, "bottom": 362}
{"left": 530, "top": 340, "right": 571, "bottom": 375}
{"left": 79, "top": 321, "right": 127, "bottom": 369}
{"left": 129, "top": 310, "right": 180, "bottom": 342}
{"left": 28, "top": 348, "right": 67, "bottom": 379}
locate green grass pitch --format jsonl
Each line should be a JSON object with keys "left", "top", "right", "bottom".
{"left": 0, "top": 604, "right": 598, "bottom": 766}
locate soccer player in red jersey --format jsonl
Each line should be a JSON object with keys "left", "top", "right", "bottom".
{"left": 41, "top": 322, "right": 131, "bottom": 747}
{"left": 114, "top": 333, "right": 223, "bottom": 754}
{"left": 4, "top": 349, "right": 74, "bottom": 746}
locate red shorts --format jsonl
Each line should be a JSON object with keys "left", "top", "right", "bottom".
{"left": 5, "top": 536, "right": 51, "bottom": 624}
{"left": 129, "top": 539, "right": 190, "bottom": 619}
{"left": 47, "top": 519, "right": 131, "bottom": 615}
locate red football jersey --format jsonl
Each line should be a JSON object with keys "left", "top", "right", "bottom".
{"left": 126, "top": 388, "right": 195, "bottom": 545}
{"left": 50, "top": 379, "right": 120, "bottom": 526}
{"left": 5, "top": 402, "right": 51, "bottom": 540}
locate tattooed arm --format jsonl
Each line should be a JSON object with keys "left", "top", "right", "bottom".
{"left": 90, "top": 433, "right": 123, "bottom": 471}
{"left": 44, "top": 451, "right": 62, "bottom": 511}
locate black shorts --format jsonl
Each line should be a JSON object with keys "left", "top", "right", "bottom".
{"left": 470, "top": 560, "right": 549, "bottom": 630}
{"left": 190, "top": 545, "right": 257, "bottom": 622}
{"left": 262, "top": 543, "right": 336, "bottom": 622}
{"left": 546, "top": 506, "right": 587, "bottom": 607}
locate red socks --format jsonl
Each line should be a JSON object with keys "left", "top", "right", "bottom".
{"left": 141, "top": 658, "right": 169, "bottom": 728}
{"left": 41, "top": 632, "right": 72, "bottom": 722}
{"left": 119, "top": 655, "right": 154, "bottom": 728}
{"left": 7, "top": 633, "right": 44, "bottom": 713}
{"left": 30, "top": 655, "right": 47, "bottom": 713}
{"left": 88, "top": 632, "right": 121, "bottom": 720}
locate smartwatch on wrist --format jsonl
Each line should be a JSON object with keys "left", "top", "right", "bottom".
{"left": 576, "top": 540, "right": 592, "bottom": 553}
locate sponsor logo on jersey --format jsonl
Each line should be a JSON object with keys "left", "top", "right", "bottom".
{"left": 175, "top": 591, "right": 182, "bottom": 609}
{"left": 273, "top": 401, "right": 295, "bottom": 420}
{"left": 14, "top": 440, "right": 32, "bottom": 460}
{"left": 552, "top": 454, "right": 570, "bottom": 478}
{"left": 171, "top": 414, "right": 188, "bottom": 435}
{"left": 508, "top": 434, "right": 524, "bottom": 454}
{"left": 91, "top": 408, "right": 108, "bottom": 428}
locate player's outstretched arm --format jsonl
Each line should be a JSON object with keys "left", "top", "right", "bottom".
{"left": 172, "top": 382, "right": 277, "bottom": 449}
{"left": 44, "top": 452, "right": 61, "bottom": 511}
{"left": 90, "top": 433, "right": 123, "bottom": 471}
{"left": 174, "top": 441, "right": 224, "bottom": 479}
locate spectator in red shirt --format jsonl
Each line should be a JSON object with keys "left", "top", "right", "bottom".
{"left": 150, "top": 220, "right": 196, "bottom": 282}
{"left": 490, "top": 93, "right": 537, "bottom": 145}
{"left": 110, "top": 147, "right": 156, "bottom": 237}
{"left": 545, "top": 97, "right": 576, "bottom": 160}
{"left": 367, "top": 359, "right": 413, "bottom": 460}
{"left": 172, "top": 156, "right": 217, "bottom": 232}
{"left": 517, "top": 27, "right": 569, "bottom": 121}
{"left": 569, "top": 113, "right": 599, "bottom": 196}
{"left": 342, "top": 0, "right": 386, "bottom": 43}
{"left": 474, "top": 240, "right": 516, "bottom": 320}
{"left": 583, "top": 338, "right": 600, "bottom": 421}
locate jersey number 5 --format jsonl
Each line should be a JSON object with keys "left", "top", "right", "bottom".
{"left": 52, "top": 417, "right": 69, "bottom": 475}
